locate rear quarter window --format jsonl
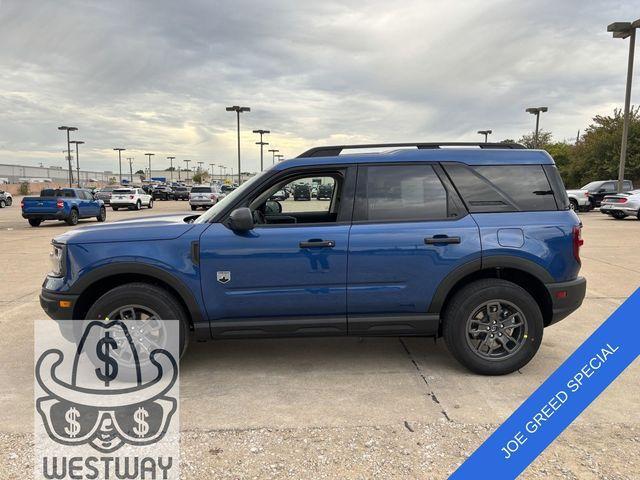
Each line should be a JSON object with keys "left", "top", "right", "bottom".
{"left": 443, "top": 163, "right": 559, "bottom": 212}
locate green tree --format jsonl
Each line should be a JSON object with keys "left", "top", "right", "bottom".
{"left": 518, "top": 130, "right": 553, "bottom": 149}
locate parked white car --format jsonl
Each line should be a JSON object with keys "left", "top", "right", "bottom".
{"left": 0, "top": 190, "right": 13, "bottom": 207}
{"left": 565, "top": 188, "right": 591, "bottom": 212}
{"left": 110, "top": 188, "right": 153, "bottom": 210}
{"left": 599, "top": 189, "right": 640, "bottom": 220}
{"left": 189, "top": 185, "right": 221, "bottom": 210}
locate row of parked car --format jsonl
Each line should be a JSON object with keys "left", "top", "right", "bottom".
{"left": 0, "top": 189, "right": 13, "bottom": 208}
{"left": 565, "top": 179, "right": 640, "bottom": 220}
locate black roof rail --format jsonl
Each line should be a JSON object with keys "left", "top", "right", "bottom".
{"left": 297, "top": 142, "right": 526, "bottom": 158}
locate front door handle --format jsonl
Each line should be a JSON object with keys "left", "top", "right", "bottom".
{"left": 424, "top": 235, "right": 461, "bottom": 245}
{"left": 299, "top": 239, "right": 335, "bottom": 248}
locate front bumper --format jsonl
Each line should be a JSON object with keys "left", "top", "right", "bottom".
{"left": 40, "top": 289, "right": 79, "bottom": 321}
{"left": 545, "top": 277, "right": 587, "bottom": 326}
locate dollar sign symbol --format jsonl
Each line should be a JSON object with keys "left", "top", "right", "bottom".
{"left": 64, "top": 406, "right": 81, "bottom": 437}
{"left": 133, "top": 406, "right": 149, "bottom": 438}
{"left": 95, "top": 331, "right": 118, "bottom": 386}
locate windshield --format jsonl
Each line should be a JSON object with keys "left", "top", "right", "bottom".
{"left": 580, "top": 182, "right": 599, "bottom": 190}
{"left": 194, "top": 170, "right": 271, "bottom": 224}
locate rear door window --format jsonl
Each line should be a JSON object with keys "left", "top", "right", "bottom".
{"left": 443, "top": 164, "right": 558, "bottom": 212}
{"left": 354, "top": 165, "right": 461, "bottom": 222}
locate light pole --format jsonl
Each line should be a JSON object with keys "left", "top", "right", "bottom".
{"left": 70, "top": 140, "right": 84, "bottom": 187}
{"left": 58, "top": 126, "right": 77, "bottom": 187}
{"left": 184, "top": 160, "right": 191, "bottom": 184}
{"left": 209, "top": 163, "right": 215, "bottom": 181}
{"left": 113, "top": 148, "right": 126, "bottom": 184}
{"left": 226, "top": 105, "right": 250, "bottom": 185}
{"left": 268, "top": 148, "right": 279, "bottom": 165}
{"left": 608, "top": 19, "right": 640, "bottom": 192}
{"left": 525, "top": 107, "right": 548, "bottom": 148}
{"left": 145, "top": 153, "right": 154, "bottom": 180}
{"left": 252, "top": 129, "right": 270, "bottom": 171}
{"left": 167, "top": 156, "right": 175, "bottom": 183}
{"left": 197, "top": 161, "right": 204, "bottom": 173}
{"left": 177, "top": 166, "right": 181, "bottom": 182}
{"left": 477, "top": 130, "right": 492, "bottom": 143}
{"left": 275, "top": 154, "right": 284, "bottom": 163}
{"left": 127, "top": 157, "right": 134, "bottom": 183}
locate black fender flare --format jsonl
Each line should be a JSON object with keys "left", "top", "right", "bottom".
{"left": 427, "top": 255, "right": 554, "bottom": 314}
{"left": 69, "top": 262, "right": 208, "bottom": 337}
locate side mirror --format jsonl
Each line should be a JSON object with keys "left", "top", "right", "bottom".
{"left": 228, "top": 207, "right": 254, "bottom": 231}
{"left": 265, "top": 200, "right": 282, "bottom": 215}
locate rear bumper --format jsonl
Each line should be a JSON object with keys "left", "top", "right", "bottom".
{"left": 600, "top": 204, "right": 638, "bottom": 215}
{"left": 22, "top": 211, "right": 66, "bottom": 220}
{"left": 545, "top": 277, "right": 587, "bottom": 326}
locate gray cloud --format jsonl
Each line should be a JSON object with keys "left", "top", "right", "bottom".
{"left": 0, "top": 0, "right": 638, "bottom": 173}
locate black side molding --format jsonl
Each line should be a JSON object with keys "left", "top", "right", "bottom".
{"left": 191, "top": 241, "right": 200, "bottom": 266}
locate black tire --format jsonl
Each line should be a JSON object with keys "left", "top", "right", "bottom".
{"left": 135, "top": 200, "right": 141, "bottom": 210}
{"left": 96, "top": 206, "right": 106, "bottom": 222}
{"left": 569, "top": 199, "right": 578, "bottom": 211}
{"left": 148, "top": 199, "right": 153, "bottom": 209}
{"left": 191, "top": 205, "right": 197, "bottom": 211}
{"left": 112, "top": 206, "right": 119, "bottom": 211}
{"left": 85, "top": 283, "right": 189, "bottom": 358}
{"left": 6, "top": 197, "right": 12, "bottom": 206}
{"left": 28, "top": 218, "right": 42, "bottom": 227}
{"left": 0, "top": 199, "right": 5, "bottom": 208}
{"left": 65, "top": 208, "right": 79, "bottom": 226}
{"left": 612, "top": 211, "right": 627, "bottom": 219}
{"left": 443, "top": 279, "right": 543, "bottom": 375}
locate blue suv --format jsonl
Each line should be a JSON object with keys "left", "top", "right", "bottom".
{"left": 40, "top": 143, "right": 586, "bottom": 375}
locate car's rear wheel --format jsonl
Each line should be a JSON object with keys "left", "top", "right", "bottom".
{"left": 612, "top": 211, "right": 627, "bottom": 219}
{"left": 85, "top": 283, "right": 189, "bottom": 358}
{"left": 0, "top": 199, "right": 5, "bottom": 208}
{"left": 96, "top": 206, "right": 106, "bottom": 222}
{"left": 191, "top": 205, "right": 197, "bottom": 211}
{"left": 148, "top": 199, "right": 153, "bottom": 209}
{"left": 6, "top": 197, "right": 12, "bottom": 206}
{"left": 28, "top": 218, "right": 42, "bottom": 227}
{"left": 135, "top": 200, "right": 142, "bottom": 210}
{"left": 569, "top": 199, "right": 578, "bottom": 211}
{"left": 112, "top": 206, "right": 119, "bottom": 211}
{"left": 66, "top": 209, "right": 79, "bottom": 226}
{"left": 443, "top": 279, "right": 543, "bottom": 375}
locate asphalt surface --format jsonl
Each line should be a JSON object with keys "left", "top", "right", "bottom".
{"left": 0, "top": 198, "right": 638, "bottom": 478}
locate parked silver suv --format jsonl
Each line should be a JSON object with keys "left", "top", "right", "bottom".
{"left": 189, "top": 185, "right": 221, "bottom": 210}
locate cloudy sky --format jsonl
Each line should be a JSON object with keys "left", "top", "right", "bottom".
{"left": 0, "top": 0, "right": 638, "bottom": 173}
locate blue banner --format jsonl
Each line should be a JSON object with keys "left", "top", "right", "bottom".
{"left": 451, "top": 288, "right": 640, "bottom": 479}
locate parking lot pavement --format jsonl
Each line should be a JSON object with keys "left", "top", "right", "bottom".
{"left": 0, "top": 199, "right": 638, "bottom": 478}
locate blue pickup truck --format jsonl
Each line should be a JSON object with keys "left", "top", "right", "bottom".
{"left": 39, "top": 143, "right": 586, "bottom": 375}
{"left": 22, "top": 188, "right": 106, "bottom": 227}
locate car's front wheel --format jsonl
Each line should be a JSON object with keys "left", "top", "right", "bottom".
{"left": 443, "top": 279, "right": 543, "bottom": 375}
{"left": 28, "top": 218, "right": 42, "bottom": 227}
{"left": 0, "top": 199, "right": 5, "bottom": 208}
{"left": 96, "top": 206, "right": 106, "bottom": 222}
{"left": 85, "top": 283, "right": 189, "bottom": 358}
{"left": 148, "top": 199, "right": 154, "bottom": 209}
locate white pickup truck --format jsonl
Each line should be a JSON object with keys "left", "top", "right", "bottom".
{"left": 565, "top": 188, "right": 591, "bottom": 212}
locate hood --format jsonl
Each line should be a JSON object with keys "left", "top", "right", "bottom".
{"left": 54, "top": 214, "right": 199, "bottom": 244}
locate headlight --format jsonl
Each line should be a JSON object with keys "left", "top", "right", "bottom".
{"left": 49, "top": 243, "right": 65, "bottom": 277}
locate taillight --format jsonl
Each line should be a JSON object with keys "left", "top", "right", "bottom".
{"left": 56, "top": 200, "right": 64, "bottom": 209}
{"left": 210, "top": 194, "right": 216, "bottom": 199}
{"left": 584, "top": 192, "right": 589, "bottom": 197}
{"left": 573, "top": 225, "right": 583, "bottom": 264}
{"left": 129, "top": 195, "right": 134, "bottom": 199}
{"left": 20, "top": 201, "right": 24, "bottom": 208}
{"left": 613, "top": 198, "right": 627, "bottom": 203}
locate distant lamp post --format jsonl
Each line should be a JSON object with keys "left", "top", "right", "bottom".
{"left": 225, "top": 105, "right": 250, "bottom": 185}
{"left": 477, "top": 130, "right": 492, "bottom": 143}
{"left": 275, "top": 154, "right": 284, "bottom": 162}
{"left": 70, "top": 140, "right": 84, "bottom": 187}
{"left": 608, "top": 18, "right": 640, "bottom": 192}
{"left": 525, "top": 107, "right": 548, "bottom": 148}
{"left": 127, "top": 157, "right": 134, "bottom": 183}
{"left": 197, "top": 161, "right": 204, "bottom": 173}
{"left": 252, "top": 129, "right": 270, "bottom": 171}
{"left": 167, "top": 156, "right": 175, "bottom": 183}
{"left": 58, "top": 126, "right": 77, "bottom": 187}
{"left": 268, "top": 148, "right": 279, "bottom": 165}
{"left": 113, "top": 148, "right": 126, "bottom": 184}
{"left": 209, "top": 163, "right": 216, "bottom": 180}
{"left": 145, "top": 153, "right": 154, "bottom": 180}
{"left": 183, "top": 159, "right": 191, "bottom": 183}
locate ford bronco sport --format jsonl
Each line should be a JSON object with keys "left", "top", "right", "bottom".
{"left": 40, "top": 142, "right": 586, "bottom": 375}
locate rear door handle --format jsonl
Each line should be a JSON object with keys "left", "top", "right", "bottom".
{"left": 424, "top": 235, "right": 461, "bottom": 245}
{"left": 299, "top": 239, "right": 335, "bottom": 248}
